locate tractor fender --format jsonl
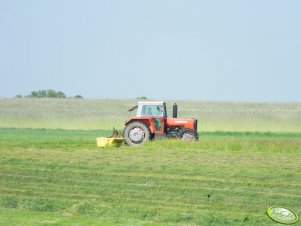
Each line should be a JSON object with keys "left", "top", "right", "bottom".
{"left": 124, "top": 117, "right": 155, "bottom": 133}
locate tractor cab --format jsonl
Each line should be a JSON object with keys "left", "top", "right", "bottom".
{"left": 136, "top": 101, "right": 166, "bottom": 134}
{"left": 136, "top": 101, "right": 167, "bottom": 118}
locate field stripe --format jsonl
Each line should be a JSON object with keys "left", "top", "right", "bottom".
{"left": 0, "top": 192, "right": 265, "bottom": 219}
{"left": 1, "top": 165, "right": 300, "bottom": 188}
{"left": 1, "top": 174, "right": 300, "bottom": 201}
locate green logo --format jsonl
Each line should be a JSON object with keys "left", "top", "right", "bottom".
{"left": 267, "top": 207, "right": 299, "bottom": 224}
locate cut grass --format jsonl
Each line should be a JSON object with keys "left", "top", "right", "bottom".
{"left": 1, "top": 128, "right": 300, "bottom": 153}
{"left": 0, "top": 128, "right": 300, "bottom": 225}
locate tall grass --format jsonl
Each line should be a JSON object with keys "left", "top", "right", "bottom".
{"left": 0, "top": 98, "right": 135, "bottom": 130}
{"left": 0, "top": 98, "right": 301, "bottom": 132}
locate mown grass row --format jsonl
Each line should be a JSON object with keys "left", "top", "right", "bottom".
{"left": 1, "top": 128, "right": 301, "bottom": 152}
{"left": 0, "top": 128, "right": 300, "bottom": 225}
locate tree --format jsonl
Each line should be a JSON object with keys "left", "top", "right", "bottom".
{"left": 38, "top": 90, "right": 47, "bottom": 98}
{"left": 31, "top": 91, "right": 38, "bottom": 98}
{"left": 56, "top": 91, "right": 66, "bottom": 98}
{"left": 23, "top": 89, "right": 81, "bottom": 98}
{"left": 47, "top": 89, "right": 57, "bottom": 98}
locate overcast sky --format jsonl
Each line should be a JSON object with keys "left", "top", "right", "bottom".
{"left": 0, "top": 0, "right": 300, "bottom": 101}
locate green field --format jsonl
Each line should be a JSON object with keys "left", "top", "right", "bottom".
{"left": 0, "top": 99, "right": 301, "bottom": 225}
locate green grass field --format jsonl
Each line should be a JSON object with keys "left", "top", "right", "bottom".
{"left": 0, "top": 99, "right": 301, "bottom": 225}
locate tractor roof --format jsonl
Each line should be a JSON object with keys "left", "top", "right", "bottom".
{"left": 128, "top": 101, "right": 165, "bottom": 112}
{"left": 138, "top": 101, "right": 164, "bottom": 105}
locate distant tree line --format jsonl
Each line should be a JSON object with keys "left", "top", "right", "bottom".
{"left": 136, "top": 96, "right": 148, "bottom": 100}
{"left": 15, "top": 89, "right": 83, "bottom": 99}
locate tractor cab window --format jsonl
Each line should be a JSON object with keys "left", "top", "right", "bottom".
{"left": 141, "top": 105, "right": 164, "bottom": 117}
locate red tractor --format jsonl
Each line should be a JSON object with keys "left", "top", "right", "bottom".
{"left": 123, "top": 101, "right": 198, "bottom": 146}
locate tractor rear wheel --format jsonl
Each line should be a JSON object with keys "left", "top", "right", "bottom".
{"left": 124, "top": 121, "right": 151, "bottom": 146}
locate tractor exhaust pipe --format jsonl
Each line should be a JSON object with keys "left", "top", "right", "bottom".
{"left": 173, "top": 103, "right": 178, "bottom": 118}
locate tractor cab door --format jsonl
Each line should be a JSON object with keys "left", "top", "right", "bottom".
{"left": 151, "top": 117, "right": 165, "bottom": 134}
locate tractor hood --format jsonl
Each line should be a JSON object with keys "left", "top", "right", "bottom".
{"left": 166, "top": 118, "right": 196, "bottom": 130}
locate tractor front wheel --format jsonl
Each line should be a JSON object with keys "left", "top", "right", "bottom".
{"left": 124, "top": 121, "right": 151, "bottom": 146}
{"left": 182, "top": 131, "right": 197, "bottom": 142}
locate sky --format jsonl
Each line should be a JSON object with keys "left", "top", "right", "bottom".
{"left": 0, "top": 0, "right": 301, "bottom": 102}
